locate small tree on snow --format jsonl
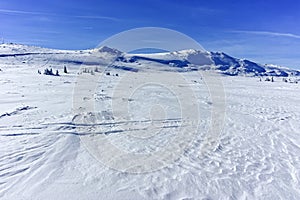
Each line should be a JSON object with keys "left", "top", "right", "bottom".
{"left": 44, "top": 68, "right": 54, "bottom": 75}
{"left": 64, "top": 66, "right": 68, "bottom": 73}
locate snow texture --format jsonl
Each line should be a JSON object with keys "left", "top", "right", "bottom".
{"left": 0, "top": 43, "right": 300, "bottom": 200}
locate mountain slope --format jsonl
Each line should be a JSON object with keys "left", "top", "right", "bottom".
{"left": 1, "top": 43, "right": 299, "bottom": 77}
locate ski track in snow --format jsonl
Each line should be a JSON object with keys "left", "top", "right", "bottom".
{"left": 0, "top": 45, "right": 300, "bottom": 199}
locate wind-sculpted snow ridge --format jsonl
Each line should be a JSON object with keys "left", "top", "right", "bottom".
{"left": 0, "top": 106, "right": 37, "bottom": 119}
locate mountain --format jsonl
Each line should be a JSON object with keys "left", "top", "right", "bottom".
{"left": 118, "top": 49, "right": 300, "bottom": 77}
{"left": 209, "top": 52, "right": 299, "bottom": 77}
{"left": 1, "top": 43, "right": 299, "bottom": 77}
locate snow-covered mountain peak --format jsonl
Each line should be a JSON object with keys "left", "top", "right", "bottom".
{"left": 95, "top": 46, "right": 123, "bottom": 55}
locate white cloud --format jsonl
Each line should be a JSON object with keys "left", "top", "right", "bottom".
{"left": 231, "top": 30, "right": 300, "bottom": 39}
{"left": 0, "top": 9, "right": 119, "bottom": 22}
{"left": 75, "top": 15, "right": 120, "bottom": 21}
{"left": 0, "top": 8, "right": 47, "bottom": 15}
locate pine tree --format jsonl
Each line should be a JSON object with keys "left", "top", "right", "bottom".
{"left": 64, "top": 66, "right": 68, "bottom": 73}
{"left": 44, "top": 68, "right": 49, "bottom": 75}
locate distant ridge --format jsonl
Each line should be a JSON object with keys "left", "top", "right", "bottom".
{"left": 1, "top": 43, "right": 299, "bottom": 77}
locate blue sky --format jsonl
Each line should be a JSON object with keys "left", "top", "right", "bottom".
{"left": 1, "top": 0, "right": 300, "bottom": 68}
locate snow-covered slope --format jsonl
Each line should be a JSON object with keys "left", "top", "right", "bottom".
{"left": 120, "top": 49, "right": 300, "bottom": 77}
{"left": 1, "top": 43, "right": 299, "bottom": 77}
{"left": 209, "top": 52, "right": 300, "bottom": 77}
{"left": 0, "top": 44, "right": 300, "bottom": 199}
